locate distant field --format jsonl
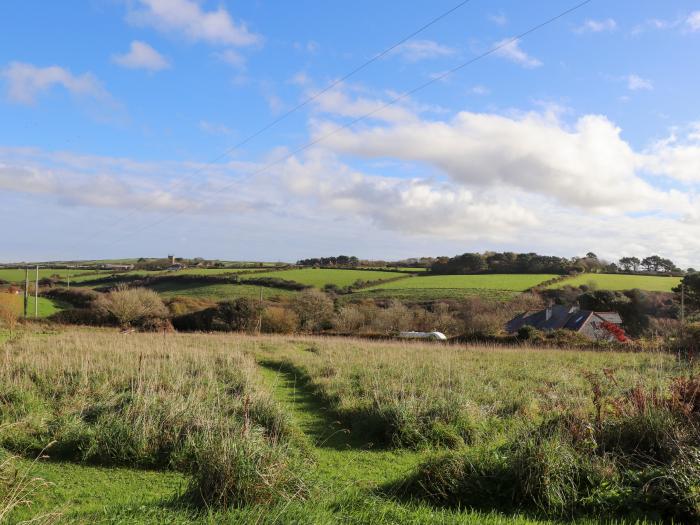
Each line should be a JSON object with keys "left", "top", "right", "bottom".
{"left": 549, "top": 273, "right": 682, "bottom": 292}
{"left": 358, "top": 273, "right": 556, "bottom": 300}
{"left": 123, "top": 267, "right": 261, "bottom": 278}
{"left": 150, "top": 282, "right": 296, "bottom": 300}
{"left": 243, "top": 268, "right": 402, "bottom": 288}
{"left": 26, "top": 296, "right": 67, "bottom": 317}
{"left": 0, "top": 268, "right": 103, "bottom": 283}
{"left": 353, "top": 288, "right": 520, "bottom": 301}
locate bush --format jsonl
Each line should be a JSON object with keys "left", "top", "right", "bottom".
{"left": 291, "top": 290, "right": 334, "bottom": 332}
{"left": 0, "top": 293, "right": 21, "bottom": 333}
{"left": 43, "top": 287, "right": 99, "bottom": 308}
{"left": 94, "top": 286, "right": 168, "bottom": 329}
{"left": 165, "top": 296, "right": 216, "bottom": 317}
{"left": 172, "top": 298, "right": 263, "bottom": 333}
{"left": 212, "top": 298, "right": 263, "bottom": 332}
{"left": 261, "top": 306, "right": 299, "bottom": 334}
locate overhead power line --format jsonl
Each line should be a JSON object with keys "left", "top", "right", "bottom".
{"left": 106, "top": 0, "right": 592, "bottom": 247}
{"left": 75, "top": 0, "right": 475, "bottom": 248}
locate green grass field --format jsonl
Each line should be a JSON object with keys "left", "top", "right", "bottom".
{"left": 550, "top": 273, "right": 682, "bottom": 292}
{"left": 149, "top": 281, "right": 296, "bottom": 300}
{"left": 23, "top": 296, "right": 67, "bottom": 317}
{"left": 356, "top": 274, "right": 555, "bottom": 300}
{"left": 0, "top": 268, "right": 104, "bottom": 283}
{"left": 5, "top": 330, "right": 682, "bottom": 524}
{"left": 242, "top": 268, "right": 403, "bottom": 288}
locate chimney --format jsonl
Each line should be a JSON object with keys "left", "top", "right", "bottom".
{"left": 545, "top": 307, "right": 553, "bottom": 321}
{"left": 168, "top": 254, "right": 175, "bottom": 265}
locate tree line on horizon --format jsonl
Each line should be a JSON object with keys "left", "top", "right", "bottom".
{"left": 297, "top": 251, "right": 688, "bottom": 276}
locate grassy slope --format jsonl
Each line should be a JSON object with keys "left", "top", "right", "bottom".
{"left": 550, "top": 273, "right": 682, "bottom": 292}
{"left": 0, "top": 269, "right": 104, "bottom": 283}
{"left": 243, "top": 268, "right": 403, "bottom": 288}
{"left": 149, "top": 281, "right": 296, "bottom": 300}
{"left": 356, "top": 274, "right": 555, "bottom": 300}
{"left": 24, "top": 296, "right": 66, "bottom": 317}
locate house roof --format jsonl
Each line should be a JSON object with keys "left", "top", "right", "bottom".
{"left": 506, "top": 305, "right": 621, "bottom": 334}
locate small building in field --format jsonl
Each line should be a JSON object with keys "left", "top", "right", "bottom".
{"left": 506, "top": 305, "right": 625, "bottom": 342}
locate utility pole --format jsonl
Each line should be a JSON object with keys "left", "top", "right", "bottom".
{"left": 24, "top": 267, "right": 28, "bottom": 318}
{"left": 35, "top": 265, "right": 39, "bottom": 318}
{"left": 67, "top": 272, "right": 70, "bottom": 289}
{"left": 258, "top": 286, "right": 263, "bottom": 335}
{"left": 681, "top": 283, "right": 686, "bottom": 333}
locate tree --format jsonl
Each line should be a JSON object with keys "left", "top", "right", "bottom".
{"left": 674, "top": 273, "right": 700, "bottom": 313}
{"left": 585, "top": 252, "right": 598, "bottom": 260}
{"left": 618, "top": 257, "right": 640, "bottom": 272}
{"left": 641, "top": 255, "right": 663, "bottom": 273}
{"left": 578, "top": 289, "right": 650, "bottom": 337}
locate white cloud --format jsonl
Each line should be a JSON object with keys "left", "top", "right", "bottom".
{"left": 293, "top": 41, "right": 319, "bottom": 54}
{"left": 632, "top": 12, "right": 700, "bottom": 35}
{"left": 626, "top": 74, "right": 653, "bottom": 91}
{"left": 113, "top": 41, "right": 170, "bottom": 71}
{"left": 2, "top": 62, "right": 109, "bottom": 105}
{"left": 641, "top": 124, "right": 700, "bottom": 184}
{"left": 215, "top": 49, "right": 246, "bottom": 69}
{"left": 575, "top": 18, "right": 617, "bottom": 34}
{"left": 493, "top": 39, "right": 542, "bottom": 68}
{"left": 313, "top": 108, "right": 695, "bottom": 216}
{"left": 687, "top": 11, "right": 700, "bottom": 31}
{"left": 199, "top": 120, "right": 232, "bottom": 136}
{"left": 310, "top": 84, "right": 418, "bottom": 124}
{"left": 391, "top": 40, "right": 455, "bottom": 62}
{"left": 3, "top": 103, "right": 700, "bottom": 267}
{"left": 126, "top": 0, "right": 261, "bottom": 47}
{"left": 488, "top": 12, "right": 508, "bottom": 26}
{"left": 470, "top": 85, "right": 490, "bottom": 96}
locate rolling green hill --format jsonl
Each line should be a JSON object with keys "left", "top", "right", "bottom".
{"left": 549, "top": 273, "right": 681, "bottom": 292}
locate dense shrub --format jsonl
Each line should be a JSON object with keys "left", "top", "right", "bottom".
{"left": 261, "top": 306, "right": 299, "bottom": 334}
{"left": 93, "top": 286, "right": 169, "bottom": 329}
{"left": 43, "top": 287, "right": 100, "bottom": 308}
{"left": 0, "top": 293, "right": 21, "bottom": 333}
{"left": 165, "top": 296, "right": 216, "bottom": 317}
{"left": 172, "top": 298, "right": 263, "bottom": 333}
{"left": 291, "top": 290, "right": 334, "bottom": 332}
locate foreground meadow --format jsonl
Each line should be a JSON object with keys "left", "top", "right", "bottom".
{"left": 1, "top": 329, "right": 697, "bottom": 523}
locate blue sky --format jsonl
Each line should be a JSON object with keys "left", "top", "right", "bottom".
{"left": 2, "top": 0, "right": 700, "bottom": 266}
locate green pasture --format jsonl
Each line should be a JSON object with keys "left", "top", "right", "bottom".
{"left": 354, "top": 274, "right": 556, "bottom": 301}
{"left": 365, "top": 274, "right": 554, "bottom": 291}
{"left": 242, "top": 268, "right": 403, "bottom": 288}
{"left": 0, "top": 268, "right": 103, "bottom": 283}
{"left": 149, "top": 282, "right": 296, "bottom": 300}
{"left": 550, "top": 273, "right": 681, "bottom": 292}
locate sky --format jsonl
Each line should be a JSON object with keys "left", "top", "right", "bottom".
{"left": 2, "top": 0, "right": 700, "bottom": 266}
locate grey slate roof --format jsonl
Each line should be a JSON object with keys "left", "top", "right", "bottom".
{"left": 506, "top": 305, "right": 621, "bottom": 334}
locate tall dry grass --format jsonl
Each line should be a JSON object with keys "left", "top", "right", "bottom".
{"left": 0, "top": 330, "right": 308, "bottom": 508}
{"left": 255, "top": 335, "right": 692, "bottom": 448}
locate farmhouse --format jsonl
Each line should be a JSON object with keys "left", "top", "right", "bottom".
{"left": 506, "top": 305, "right": 625, "bottom": 342}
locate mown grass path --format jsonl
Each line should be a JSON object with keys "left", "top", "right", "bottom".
{"left": 258, "top": 362, "right": 427, "bottom": 489}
